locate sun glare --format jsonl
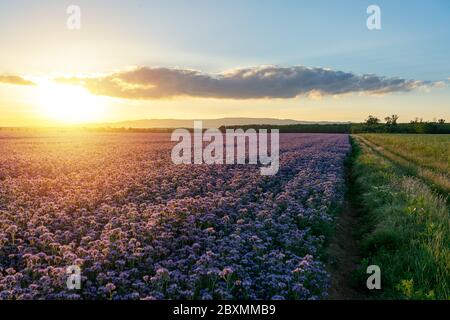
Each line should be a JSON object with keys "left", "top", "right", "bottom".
{"left": 36, "top": 80, "right": 105, "bottom": 124}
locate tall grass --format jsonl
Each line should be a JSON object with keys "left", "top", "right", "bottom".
{"left": 362, "top": 134, "right": 450, "bottom": 174}
{"left": 351, "top": 137, "right": 450, "bottom": 299}
{"left": 357, "top": 135, "right": 450, "bottom": 197}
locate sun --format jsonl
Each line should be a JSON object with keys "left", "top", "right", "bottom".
{"left": 36, "top": 80, "right": 105, "bottom": 124}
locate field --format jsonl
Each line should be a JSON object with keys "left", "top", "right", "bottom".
{"left": 352, "top": 134, "right": 450, "bottom": 299}
{"left": 0, "top": 132, "right": 350, "bottom": 299}
{"left": 358, "top": 134, "right": 450, "bottom": 193}
{"left": 1, "top": 131, "right": 448, "bottom": 300}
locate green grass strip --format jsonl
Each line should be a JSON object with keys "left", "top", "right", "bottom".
{"left": 350, "top": 136, "right": 450, "bottom": 300}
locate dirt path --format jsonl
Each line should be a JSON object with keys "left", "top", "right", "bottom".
{"left": 326, "top": 136, "right": 366, "bottom": 299}
{"left": 326, "top": 198, "right": 363, "bottom": 299}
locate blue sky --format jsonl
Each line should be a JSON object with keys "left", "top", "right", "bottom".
{"left": 115, "top": 0, "right": 449, "bottom": 80}
{"left": 0, "top": 0, "right": 448, "bottom": 79}
{"left": 0, "top": 0, "right": 449, "bottom": 125}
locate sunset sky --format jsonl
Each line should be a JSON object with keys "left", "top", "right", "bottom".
{"left": 0, "top": 0, "right": 449, "bottom": 126}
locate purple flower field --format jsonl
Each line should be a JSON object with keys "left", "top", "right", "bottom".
{"left": 0, "top": 132, "right": 350, "bottom": 300}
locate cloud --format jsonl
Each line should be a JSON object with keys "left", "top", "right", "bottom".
{"left": 56, "top": 65, "right": 437, "bottom": 100}
{"left": 0, "top": 75, "right": 35, "bottom": 86}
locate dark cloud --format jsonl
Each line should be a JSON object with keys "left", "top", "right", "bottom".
{"left": 57, "top": 65, "right": 435, "bottom": 100}
{"left": 0, "top": 75, "right": 35, "bottom": 86}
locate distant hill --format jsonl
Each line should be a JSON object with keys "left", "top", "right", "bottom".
{"left": 89, "top": 118, "right": 347, "bottom": 128}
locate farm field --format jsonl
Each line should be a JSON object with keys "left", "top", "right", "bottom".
{"left": 359, "top": 134, "right": 450, "bottom": 193}
{"left": 351, "top": 134, "right": 450, "bottom": 299}
{"left": 360, "top": 134, "right": 450, "bottom": 174}
{"left": 0, "top": 132, "right": 350, "bottom": 300}
{"left": 1, "top": 131, "right": 448, "bottom": 300}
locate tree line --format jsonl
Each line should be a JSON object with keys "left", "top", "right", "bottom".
{"left": 351, "top": 115, "right": 450, "bottom": 134}
{"left": 1, "top": 115, "right": 449, "bottom": 134}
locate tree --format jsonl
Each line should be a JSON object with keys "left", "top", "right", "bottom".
{"left": 384, "top": 116, "right": 392, "bottom": 125}
{"left": 410, "top": 117, "right": 423, "bottom": 124}
{"left": 385, "top": 114, "right": 399, "bottom": 125}
{"left": 365, "top": 115, "right": 380, "bottom": 125}
{"left": 391, "top": 114, "right": 399, "bottom": 125}
{"left": 438, "top": 119, "right": 446, "bottom": 124}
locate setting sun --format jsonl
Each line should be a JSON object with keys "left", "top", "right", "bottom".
{"left": 36, "top": 80, "right": 105, "bottom": 124}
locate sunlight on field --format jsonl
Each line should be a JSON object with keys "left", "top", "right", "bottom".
{"left": 0, "top": 132, "right": 350, "bottom": 299}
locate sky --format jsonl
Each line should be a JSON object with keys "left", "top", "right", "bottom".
{"left": 0, "top": 0, "right": 449, "bottom": 126}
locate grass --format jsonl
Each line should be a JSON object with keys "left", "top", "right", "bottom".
{"left": 350, "top": 135, "right": 450, "bottom": 299}
{"left": 361, "top": 134, "right": 450, "bottom": 175}
{"left": 357, "top": 135, "right": 450, "bottom": 198}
